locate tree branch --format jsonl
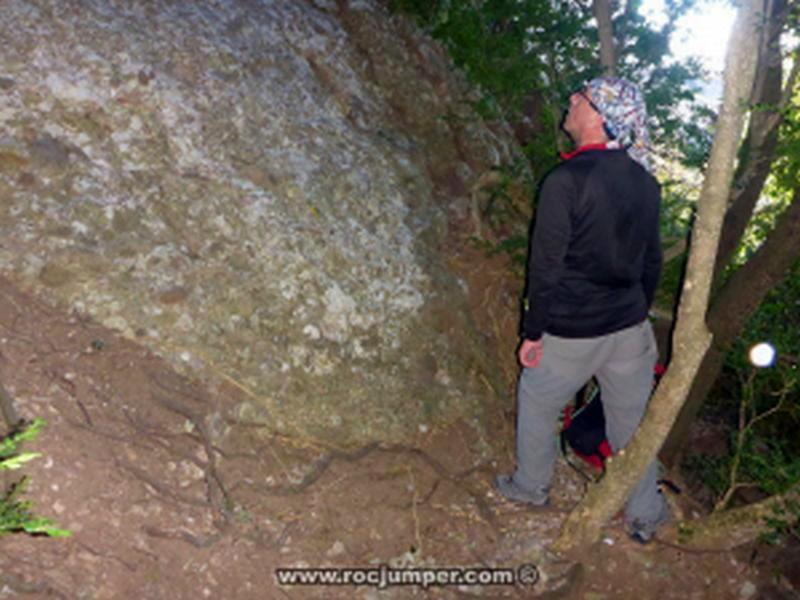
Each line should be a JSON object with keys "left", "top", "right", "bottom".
{"left": 593, "top": 0, "right": 617, "bottom": 75}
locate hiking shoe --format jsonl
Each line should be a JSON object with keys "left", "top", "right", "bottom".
{"left": 626, "top": 502, "right": 670, "bottom": 545}
{"left": 493, "top": 474, "right": 549, "bottom": 506}
{"left": 627, "top": 520, "right": 657, "bottom": 544}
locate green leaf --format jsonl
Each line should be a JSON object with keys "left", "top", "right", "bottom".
{"left": 0, "top": 452, "right": 42, "bottom": 471}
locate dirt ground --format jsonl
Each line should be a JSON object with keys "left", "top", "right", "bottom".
{"left": 0, "top": 272, "right": 796, "bottom": 599}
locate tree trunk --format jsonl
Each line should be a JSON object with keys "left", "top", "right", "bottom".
{"left": 660, "top": 0, "right": 798, "bottom": 466}
{"left": 662, "top": 187, "right": 800, "bottom": 465}
{"left": 713, "top": 0, "right": 788, "bottom": 275}
{"left": 593, "top": 0, "right": 616, "bottom": 75}
{"left": 551, "top": 0, "right": 765, "bottom": 554}
{"left": 661, "top": 0, "right": 793, "bottom": 279}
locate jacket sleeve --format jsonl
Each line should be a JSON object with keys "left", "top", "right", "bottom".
{"left": 641, "top": 184, "right": 662, "bottom": 308}
{"left": 521, "top": 169, "right": 574, "bottom": 341}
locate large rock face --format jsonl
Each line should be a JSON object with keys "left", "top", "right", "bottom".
{"left": 0, "top": 0, "right": 521, "bottom": 446}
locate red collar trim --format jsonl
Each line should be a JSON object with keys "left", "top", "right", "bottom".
{"left": 559, "top": 143, "right": 609, "bottom": 161}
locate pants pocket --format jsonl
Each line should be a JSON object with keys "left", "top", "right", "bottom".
{"left": 604, "top": 321, "right": 657, "bottom": 376}
{"left": 541, "top": 333, "right": 602, "bottom": 379}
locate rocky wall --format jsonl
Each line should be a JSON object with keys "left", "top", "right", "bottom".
{"left": 0, "top": 0, "right": 522, "bottom": 446}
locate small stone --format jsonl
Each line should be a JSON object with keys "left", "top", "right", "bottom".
{"left": 102, "top": 315, "right": 130, "bottom": 332}
{"left": 302, "top": 324, "right": 321, "bottom": 340}
{"left": 326, "top": 541, "right": 345, "bottom": 557}
{"left": 739, "top": 581, "right": 757, "bottom": 598}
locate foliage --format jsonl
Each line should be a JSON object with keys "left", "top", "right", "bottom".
{"left": 653, "top": 246, "right": 687, "bottom": 309}
{"left": 0, "top": 418, "right": 70, "bottom": 537}
{"left": 683, "top": 381, "right": 799, "bottom": 507}
{"left": 761, "top": 497, "right": 800, "bottom": 545}
{"left": 728, "top": 258, "right": 800, "bottom": 382}
{"left": 686, "top": 255, "right": 800, "bottom": 513}
{"left": 391, "top": 0, "right": 707, "bottom": 180}
{"left": 479, "top": 158, "right": 537, "bottom": 227}
{"left": 670, "top": 102, "right": 716, "bottom": 169}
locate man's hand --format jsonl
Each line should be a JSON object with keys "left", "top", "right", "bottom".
{"left": 518, "top": 338, "right": 543, "bottom": 369}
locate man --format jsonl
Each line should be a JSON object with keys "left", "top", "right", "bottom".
{"left": 493, "top": 76, "right": 668, "bottom": 544}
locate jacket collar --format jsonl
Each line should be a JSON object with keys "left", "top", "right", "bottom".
{"left": 559, "top": 142, "right": 609, "bottom": 161}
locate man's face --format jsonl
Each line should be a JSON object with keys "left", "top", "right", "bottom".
{"left": 563, "top": 88, "right": 605, "bottom": 141}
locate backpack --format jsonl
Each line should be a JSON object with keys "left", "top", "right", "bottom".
{"left": 560, "top": 364, "right": 666, "bottom": 481}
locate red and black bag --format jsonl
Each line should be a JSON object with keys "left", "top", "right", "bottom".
{"left": 560, "top": 364, "right": 666, "bottom": 481}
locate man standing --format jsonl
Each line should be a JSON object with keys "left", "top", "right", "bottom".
{"left": 493, "top": 77, "right": 668, "bottom": 543}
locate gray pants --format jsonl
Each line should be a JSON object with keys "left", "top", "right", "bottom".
{"left": 512, "top": 320, "right": 666, "bottom": 526}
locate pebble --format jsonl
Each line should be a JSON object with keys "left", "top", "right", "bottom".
{"left": 327, "top": 540, "right": 345, "bottom": 557}
{"left": 739, "top": 581, "right": 757, "bottom": 598}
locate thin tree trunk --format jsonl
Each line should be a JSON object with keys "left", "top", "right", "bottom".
{"left": 552, "top": 0, "right": 765, "bottom": 554}
{"left": 662, "top": 186, "right": 800, "bottom": 465}
{"left": 593, "top": 0, "right": 616, "bottom": 75}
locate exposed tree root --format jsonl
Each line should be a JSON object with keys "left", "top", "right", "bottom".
{"left": 229, "top": 442, "right": 380, "bottom": 496}
{"left": 143, "top": 525, "right": 224, "bottom": 549}
{"left": 115, "top": 457, "right": 210, "bottom": 509}
{"left": 662, "top": 485, "right": 800, "bottom": 551}
{"left": 0, "top": 574, "right": 66, "bottom": 599}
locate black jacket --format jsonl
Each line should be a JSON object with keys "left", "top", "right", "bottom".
{"left": 522, "top": 148, "right": 661, "bottom": 341}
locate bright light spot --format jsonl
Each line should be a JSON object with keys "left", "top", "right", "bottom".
{"left": 671, "top": 1, "right": 737, "bottom": 74}
{"left": 749, "top": 343, "right": 776, "bottom": 368}
{"left": 639, "top": 0, "right": 668, "bottom": 29}
{"left": 640, "top": 0, "right": 738, "bottom": 105}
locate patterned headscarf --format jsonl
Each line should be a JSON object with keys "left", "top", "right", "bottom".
{"left": 585, "top": 76, "right": 652, "bottom": 172}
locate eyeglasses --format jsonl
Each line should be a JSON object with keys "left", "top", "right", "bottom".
{"left": 576, "top": 89, "right": 603, "bottom": 116}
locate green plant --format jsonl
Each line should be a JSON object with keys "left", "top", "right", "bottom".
{"left": 761, "top": 497, "right": 800, "bottom": 545}
{"left": 0, "top": 418, "right": 70, "bottom": 537}
{"left": 391, "top": 0, "right": 707, "bottom": 168}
